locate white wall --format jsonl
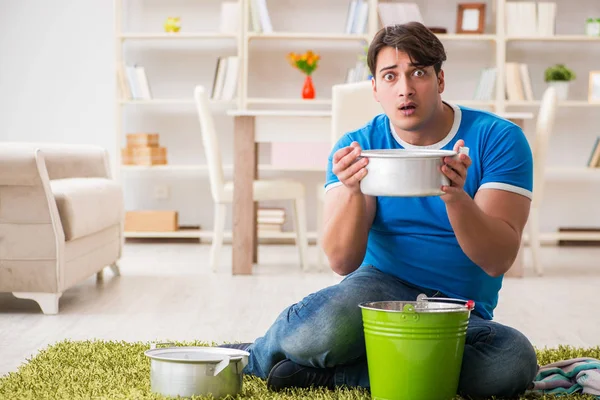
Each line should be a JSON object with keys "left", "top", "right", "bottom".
{"left": 0, "top": 0, "right": 115, "bottom": 154}
{"left": 1, "top": 0, "right": 600, "bottom": 235}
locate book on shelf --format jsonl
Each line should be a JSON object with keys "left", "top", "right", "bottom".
{"left": 258, "top": 207, "right": 285, "bottom": 218}
{"left": 345, "top": 61, "right": 370, "bottom": 83}
{"left": 473, "top": 67, "right": 497, "bottom": 101}
{"left": 257, "top": 207, "right": 285, "bottom": 233}
{"left": 377, "top": 2, "right": 424, "bottom": 28}
{"left": 211, "top": 56, "right": 239, "bottom": 101}
{"left": 345, "top": 0, "right": 369, "bottom": 34}
{"left": 249, "top": 0, "right": 272, "bottom": 33}
{"left": 587, "top": 137, "right": 600, "bottom": 168}
{"left": 505, "top": 63, "right": 534, "bottom": 102}
{"left": 505, "top": 1, "right": 556, "bottom": 37}
{"left": 219, "top": 1, "right": 240, "bottom": 34}
{"left": 117, "top": 63, "right": 152, "bottom": 100}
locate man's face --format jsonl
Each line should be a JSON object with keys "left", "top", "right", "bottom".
{"left": 372, "top": 46, "right": 445, "bottom": 132}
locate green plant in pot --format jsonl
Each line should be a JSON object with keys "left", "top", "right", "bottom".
{"left": 544, "top": 64, "right": 576, "bottom": 101}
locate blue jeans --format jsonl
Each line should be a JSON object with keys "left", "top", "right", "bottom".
{"left": 244, "top": 265, "right": 538, "bottom": 398}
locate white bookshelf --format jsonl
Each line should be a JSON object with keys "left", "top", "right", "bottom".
{"left": 115, "top": 0, "right": 600, "bottom": 242}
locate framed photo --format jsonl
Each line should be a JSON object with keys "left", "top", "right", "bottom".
{"left": 456, "top": 3, "right": 486, "bottom": 34}
{"left": 588, "top": 71, "right": 600, "bottom": 103}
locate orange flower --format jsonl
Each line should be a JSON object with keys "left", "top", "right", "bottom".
{"left": 286, "top": 50, "right": 320, "bottom": 75}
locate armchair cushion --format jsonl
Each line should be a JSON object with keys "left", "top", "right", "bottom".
{"left": 50, "top": 178, "right": 123, "bottom": 241}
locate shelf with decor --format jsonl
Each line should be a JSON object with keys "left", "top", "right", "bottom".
{"left": 121, "top": 163, "right": 326, "bottom": 173}
{"left": 114, "top": 0, "right": 600, "bottom": 242}
{"left": 500, "top": 0, "right": 600, "bottom": 243}
{"left": 118, "top": 32, "right": 239, "bottom": 40}
{"left": 123, "top": 229, "right": 319, "bottom": 241}
{"left": 247, "top": 32, "right": 370, "bottom": 41}
{"left": 506, "top": 100, "right": 600, "bottom": 107}
{"left": 246, "top": 98, "right": 333, "bottom": 106}
{"left": 435, "top": 33, "right": 497, "bottom": 41}
{"left": 506, "top": 35, "right": 600, "bottom": 42}
{"left": 118, "top": 99, "right": 238, "bottom": 106}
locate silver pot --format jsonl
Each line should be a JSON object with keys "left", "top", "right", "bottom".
{"left": 144, "top": 342, "right": 249, "bottom": 399}
{"left": 359, "top": 147, "right": 469, "bottom": 197}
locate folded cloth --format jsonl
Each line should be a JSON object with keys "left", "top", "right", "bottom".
{"left": 531, "top": 357, "right": 600, "bottom": 397}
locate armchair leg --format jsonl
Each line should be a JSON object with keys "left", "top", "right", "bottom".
{"left": 12, "top": 292, "right": 62, "bottom": 315}
{"left": 110, "top": 262, "right": 121, "bottom": 276}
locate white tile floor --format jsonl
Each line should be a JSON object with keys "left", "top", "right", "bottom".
{"left": 1, "top": 242, "right": 599, "bottom": 376}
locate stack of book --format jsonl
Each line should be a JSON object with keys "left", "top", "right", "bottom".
{"left": 257, "top": 208, "right": 286, "bottom": 234}
{"left": 505, "top": 1, "right": 557, "bottom": 37}
{"left": 248, "top": 0, "right": 272, "bottom": 33}
{"left": 345, "top": 61, "right": 371, "bottom": 83}
{"left": 505, "top": 63, "right": 534, "bottom": 101}
{"left": 473, "top": 67, "right": 497, "bottom": 101}
{"left": 117, "top": 64, "right": 152, "bottom": 100}
{"left": 377, "top": 2, "right": 424, "bottom": 27}
{"left": 473, "top": 63, "right": 534, "bottom": 102}
{"left": 122, "top": 133, "right": 167, "bottom": 166}
{"left": 345, "top": 0, "right": 370, "bottom": 34}
{"left": 211, "top": 56, "right": 239, "bottom": 101}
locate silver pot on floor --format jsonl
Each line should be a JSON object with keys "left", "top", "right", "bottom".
{"left": 144, "top": 342, "right": 249, "bottom": 399}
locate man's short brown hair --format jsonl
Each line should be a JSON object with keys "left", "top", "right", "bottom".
{"left": 367, "top": 22, "right": 447, "bottom": 79}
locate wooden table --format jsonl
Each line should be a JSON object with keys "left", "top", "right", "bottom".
{"left": 226, "top": 109, "right": 535, "bottom": 275}
{"left": 226, "top": 110, "right": 331, "bottom": 275}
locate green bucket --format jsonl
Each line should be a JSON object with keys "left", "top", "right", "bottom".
{"left": 359, "top": 294, "right": 474, "bottom": 400}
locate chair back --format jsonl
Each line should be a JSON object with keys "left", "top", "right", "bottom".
{"left": 194, "top": 86, "right": 225, "bottom": 203}
{"left": 531, "top": 86, "right": 558, "bottom": 207}
{"left": 331, "top": 80, "right": 383, "bottom": 147}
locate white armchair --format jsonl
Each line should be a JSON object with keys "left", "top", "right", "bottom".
{"left": 0, "top": 143, "right": 123, "bottom": 314}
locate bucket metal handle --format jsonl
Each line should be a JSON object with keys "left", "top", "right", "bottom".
{"left": 417, "top": 294, "right": 475, "bottom": 310}
{"left": 401, "top": 304, "right": 420, "bottom": 321}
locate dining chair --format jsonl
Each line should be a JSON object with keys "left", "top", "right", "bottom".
{"left": 527, "top": 86, "right": 558, "bottom": 276}
{"left": 316, "top": 80, "right": 383, "bottom": 268}
{"left": 194, "top": 86, "right": 309, "bottom": 272}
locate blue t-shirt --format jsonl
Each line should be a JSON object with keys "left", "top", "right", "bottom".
{"left": 325, "top": 103, "right": 533, "bottom": 320}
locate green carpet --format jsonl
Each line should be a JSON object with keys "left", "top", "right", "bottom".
{"left": 1, "top": 340, "right": 599, "bottom": 399}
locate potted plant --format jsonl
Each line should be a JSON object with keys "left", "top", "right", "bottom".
{"left": 544, "top": 64, "right": 576, "bottom": 101}
{"left": 287, "top": 50, "right": 320, "bottom": 99}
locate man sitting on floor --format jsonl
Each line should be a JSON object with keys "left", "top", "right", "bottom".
{"left": 222, "top": 22, "right": 538, "bottom": 399}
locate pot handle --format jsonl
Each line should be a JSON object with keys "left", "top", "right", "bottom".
{"left": 237, "top": 356, "right": 249, "bottom": 373}
{"left": 441, "top": 146, "right": 470, "bottom": 187}
{"left": 206, "top": 356, "right": 231, "bottom": 377}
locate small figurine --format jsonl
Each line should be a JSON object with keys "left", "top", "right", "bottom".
{"left": 164, "top": 17, "right": 181, "bottom": 33}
